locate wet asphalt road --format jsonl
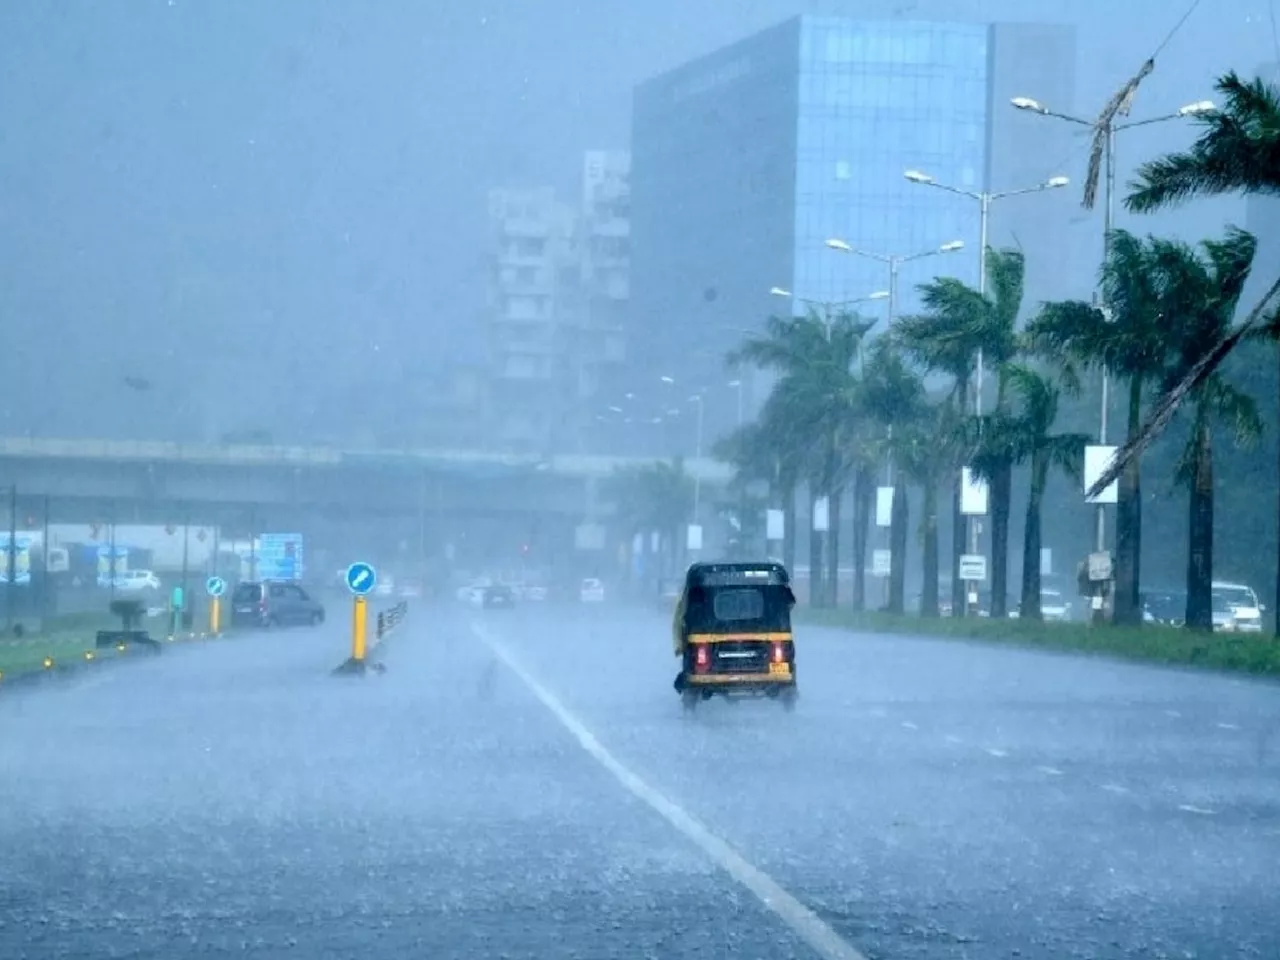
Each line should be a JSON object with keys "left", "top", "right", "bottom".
{"left": 2, "top": 600, "right": 1279, "bottom": 959}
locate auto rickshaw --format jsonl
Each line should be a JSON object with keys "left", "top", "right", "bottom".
{"left": 672, "top": 560, "right": 798, "bottom": 712}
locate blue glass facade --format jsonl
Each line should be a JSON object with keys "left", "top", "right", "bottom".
{"left": 629, "top": 16, "right": 1075, "bottom": 448}
{"left": 793, "top": 19, "right": 989, "bottom": 307}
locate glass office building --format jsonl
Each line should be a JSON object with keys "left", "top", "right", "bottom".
{"left": 629, "top": 16, "right": 1077, "bottom": 444}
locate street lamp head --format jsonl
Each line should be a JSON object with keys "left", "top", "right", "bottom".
{"left": 825, "top": 238, "right": 853, "bottom": 252}
{"left": 769, "top": 286, "right": 791, "bottom": 298}
{"left": 1045, "top": 175, "right": 1070, "bottom": 188}
{"left": 727, "top": 379, "right": 741, "bottom": 387}
{"left": 607, "top": 405, "right": 623, "bottom": 413}
{"left": 939, "top": 239, "right": 965, "bottom": 252}
{"left": 866, "top": 290, "right": 890, "bottom": 300}
{"left": 1011, "top": 96, "right": 1046, "bottom": 113}
{"left": 660, "top": 375, "right": 675, "bottom": 384}
{"left": 904, "top": 169, "right": 934, "bottom": 184}
{"left": 1178, "top": 99, "right": 1215, "bottom": 116}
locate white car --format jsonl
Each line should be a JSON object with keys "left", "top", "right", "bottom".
{"left": 1041, "top": 589, "right": 1072, "bottom": 622}
{"left": 1213, "top": 581, "right": 1264, "bottom": 633}
{"left": 580, "top": 578, "right": 605, "bottom": 603}
{"left": 111, "top": 569, "right": 162, "bottom": 592}
{"left": 375, "top": 576, "right": 395, "bottom": 597}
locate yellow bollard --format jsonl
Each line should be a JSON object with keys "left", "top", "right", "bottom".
{"left": 210, "top": 596, "right": 221, "bottom": 636}
{"left": 351, "top": 595, "right": 367, "bottom": 663}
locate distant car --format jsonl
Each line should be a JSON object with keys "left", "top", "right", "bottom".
{"left": 375, "top": 576, "right": 395, "bottom": 597}
{"left": 524, "top": 585, "right": 547, "bottom": 601}
{"left": 580, "top": 578, "right": 605, "bottom": 603}
{"left": 1040, "top": 589, "right": 1073, "bottom": 622}
{"left": 482, "top": 584, "right": 515, "bottom": 609}
{"left": 398, "top": 578, "right": 423, "bottom": 599}
{"left": 108, "top": 569, "right": 162, "bottom": 592}
{"left": 231, "top": 580, "right": 325, "bottom": 628}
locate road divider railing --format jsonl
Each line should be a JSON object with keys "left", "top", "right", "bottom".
{"left": 333, "top": 599, "right": 407, "bottom": 677}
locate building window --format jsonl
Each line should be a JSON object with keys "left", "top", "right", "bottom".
{"left": 835, "top": 160, "right": 851, "bottom": 180}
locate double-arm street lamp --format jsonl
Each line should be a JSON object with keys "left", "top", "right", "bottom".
{"left": 1010, "top": 94, "right": 1215, "bottom": 557}
{"left": 823, "top": 238, "right": 965, "bottom": 322}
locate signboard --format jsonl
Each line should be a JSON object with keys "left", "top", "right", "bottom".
{"left": 574, "top": 523, "right": 605, "bottom": 551}
{"left": 876, "top": 487, "right": 894, "bottom": 528}
{"left": 871, "top": 548, "right": 891, "bottom": 577}
{"left": 0, "top": 534, "right": 32, "bottom": 584}
{"left": 1087, "top": 550, "right": 1113, "bottom": 582}
{"left": 345, "top": 561, "right": 377, "bottom": 596}
{"left": 812, "top": 497, "right": 830, "bottom": 532}
{"left": 96, "top": 545, "right": 129, "bottom": 586}
{"left": 686, "top": 523, "right": 703, "bottom": 552}
{"left": 959, "top": 553, "right": 987, "bottom": 582}
{"left": 961, "top": 468, "right": 989, "bottom": 516}
{"left": 765, "top": 509, "right": 785, "bottom": 541}
{"left": 1084, "top": 445, "right": 1119, "bottom": 505}
{"left": 1040, "top": 548, "right": 1053, "bottom": 576}
{"left": 257, "top": 533, "right": 304, "bottom": 581}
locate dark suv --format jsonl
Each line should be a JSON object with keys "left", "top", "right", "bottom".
{"left": 231, "top": 580, "right": 325, "bottom": 629}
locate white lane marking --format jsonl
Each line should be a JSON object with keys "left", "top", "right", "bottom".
{"left": 943, "top": 734, "right": 963, "bottom": 744}
{"left": 1178, "top": 804, "right": 1215, "bottom": 815}
{"left": 1101, "top": 783, "right": 1129, "bottom": 795}
{"left": 471, "top": 622, "right": 869, "bottom": 960}
{"left": 1036, "top": 765, "right": 1064, "bottom": 776}
{"left": 1216, "top": 722, "right": 1240, "bottom": 731}
{"left": 984, "top": 747, "right": 1008, "bottom": 758}
{"left": 900, "top": 721, "right": 918, "bottom": 730}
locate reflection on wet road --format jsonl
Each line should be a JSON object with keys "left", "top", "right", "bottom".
{"left": 2, "top": 600, "right": 1278, "bottom": 959}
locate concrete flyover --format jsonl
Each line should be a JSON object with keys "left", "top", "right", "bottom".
{"left": 0, "top": 437, "right": 733, "bottom": 524}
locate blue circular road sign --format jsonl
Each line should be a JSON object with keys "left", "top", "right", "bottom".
{"left": 206, "top": 576, "right": 226, "bottom": 598}
{"left": 345, "top": 561, "right": 377, "bottom": 596}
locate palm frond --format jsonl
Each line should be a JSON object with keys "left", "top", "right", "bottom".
{"left": 1084, "top": 59, "right": 1155, "bottom": 209}
{"left": 1126, "top": 71, "right": 1280, "bottom": 213}
{"left": 1086, "top": 273, "right": 1280, "bottom": 498}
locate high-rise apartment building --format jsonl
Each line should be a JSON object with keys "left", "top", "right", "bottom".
{"left": 484, "top": 151, "right": 631, "bottom": 453}
{"left": 628, "top": 15, "right": 1078, "bottom": 447}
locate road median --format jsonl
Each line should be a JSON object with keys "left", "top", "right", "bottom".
{"left": 801, "top": 609, "right": 1280, "bottom": 676}
{"left": 0, "top": 609, "right": 226, "bottom": 687}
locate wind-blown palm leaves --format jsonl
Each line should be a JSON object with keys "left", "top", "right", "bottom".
{"left": 1150, "top": 229, "right": 1262, "bottom": 629}
{"left": 1091, "top": 71, "right": 1280, "bottom": 496}
{"left": 728, "top": 308, "right": 871, "bottom": 607}
{"left": 995, "top": 366, "right": 1088, "bottom": 620}
{"left": 1027, "top": 229, "right": 1173, "bottom": 624}
{"left": 895, "top": 247, "right": 1024, "bottom": 618}
{"left": 1084, "top": 70, "right": 1280, "bottom": 632}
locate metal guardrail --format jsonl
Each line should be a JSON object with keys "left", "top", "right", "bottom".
{"left": 375, "top": 601, "right": 408, "bottom": 643}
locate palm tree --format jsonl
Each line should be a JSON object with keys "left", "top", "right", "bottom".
{"left": 1093, "top": 70, "right": 1280, "bottom": 633}
{"left": 712, "top": 420, "right": 782, "bottom": 559}
{"left": 895, "top": 247, "right": 1024, "bottom": 618}
{"left": 729, "top": 309, "right": 871, "bottom": 607}
{"left": 859, "top": 338, "right": 928, "bottom": 613}
{"left": 1026, "top": 230, "right": 1172, "bottom": 625}
{"left": 994, "top": 366, "right": 1088, "bottom": 619}
{"left": 604, "top": 459, "right": 694, "bottom": 586}
{"left": 1149, "top": 229, "right": 1263, "bottom": 630}
{"left": 890, "top": 398, "right": 964, "bottom": 617}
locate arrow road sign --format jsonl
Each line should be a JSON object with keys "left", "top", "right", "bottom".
{"left": 345, "top": 561, "right": 377, "bottom": 596}
{"left": 206, "top": 576, "right": 226, "bottom": 598}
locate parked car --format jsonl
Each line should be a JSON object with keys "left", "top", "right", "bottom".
{"left": 230, "top": 580, "right": 325, "bottom": 629}
{"left": 580, "top": 578, "right": 605, "bottom": 603}
{"left": 482, "top": 584, "right": 516, "bottom": 609}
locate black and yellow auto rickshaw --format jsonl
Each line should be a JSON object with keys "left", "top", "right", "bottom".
{"left": 672, "top": 561, "right": 798, "bottom": 712}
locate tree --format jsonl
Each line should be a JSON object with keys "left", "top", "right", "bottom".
{"left": 858, "top": 338, "right": 929, "bottom": 613}
{"left": 890, "top": 398, "right": 964, "bottom": 617}
{"left": 993, "top": 366, "right": 1088, "bottom": 619}
{"left": 729, "top": 309, "right": 872, "bottom": 607}
{"left": 1092, "top": 70, "right": 1280, "bottom": 634}
{"left": 895, "top": 247, "right": 1023, "bottom": 618}
{"left": 1026, "top": 230, "right": 1173, "bottom": 625}
{"left": 1149, "top": 229, "right": 1263, "bottom": 630}
{"left": 604, "top": 459, "right": 694, "bottom": 585}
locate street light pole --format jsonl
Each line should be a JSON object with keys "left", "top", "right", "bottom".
{"left": 1011, "top": 95, "right": 1214, "bottom": 557}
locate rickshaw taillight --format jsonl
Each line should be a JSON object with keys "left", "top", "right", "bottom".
{"left": 772, "top": 642, "right": 785, "bottom": 663}
{"left": 694, "top": 644, "right": 710, "bottom": 672}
